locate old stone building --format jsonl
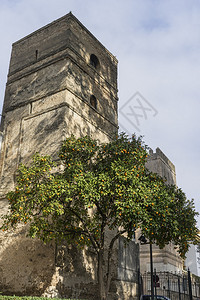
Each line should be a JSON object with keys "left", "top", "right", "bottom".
{"left": 0, "top": 11, "right": 192, "bottom": 300}
{"left": 0, "top": 12, "right": 118, "bottom": 195}
{"left": 138, "top": 148, "right": 183, "bottom": 275}
{"left": 0, "top": 13, "right": 139, "bottom": 299}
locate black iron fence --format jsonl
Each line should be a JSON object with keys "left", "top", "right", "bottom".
{"left": 139, "top": 270, "right": 200, "bottom": 300}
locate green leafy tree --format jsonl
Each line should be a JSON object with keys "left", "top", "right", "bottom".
{"left": 1, "top": 134, "right": 198, "bottom": 300}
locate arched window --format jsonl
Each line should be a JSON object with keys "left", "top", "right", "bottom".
{"left": 90, "top": 54, "right": 100, "bottom": 69}
{"left": 90, "top": 95, "right": 97, "bottom": 109}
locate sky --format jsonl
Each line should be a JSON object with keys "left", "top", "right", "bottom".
{"left": 0, "top": 0, "right": 199, "bottom": 229}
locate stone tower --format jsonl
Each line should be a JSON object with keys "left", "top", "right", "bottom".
{"left": 146, "top": 147, "right": 176, "bottom": 186}
{"left": 0, "top": 12, "right": 118, "bottom": 196}
{"left": 0, "top": 13, "right": 122, "bottom": 298}
{"left": 138, "top": 148, "right": 182, "bottom": 275}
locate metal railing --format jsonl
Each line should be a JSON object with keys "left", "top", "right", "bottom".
{"left": 139, "top": 270, "right": 200, "bottom": 300}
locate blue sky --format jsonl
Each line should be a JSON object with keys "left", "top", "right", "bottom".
{"left": 0, "top": 0, "right": 200, "bottom": 230}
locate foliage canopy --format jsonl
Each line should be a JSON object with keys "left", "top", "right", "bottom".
{"left": 1, "top": 133, "right": 198, "bottom": 256}
{"left": 1, "top": 133, "right": 198, "bottom": 299}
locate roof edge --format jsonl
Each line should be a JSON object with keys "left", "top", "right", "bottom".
{"left": 12, "top": 12, "right": 118, "bottom": 63}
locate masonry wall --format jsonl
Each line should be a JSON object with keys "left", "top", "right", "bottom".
{"left": 0, "top": 13, "right": 118, "bottom": 195}
{"left": 139, "top": 148, "right": 183, "bottom": 275}
{"left": 146, "top": 147, "right": 176, "bottom": 186}
{"left": 0, "top": 13, "right": 139, "bottom": 300}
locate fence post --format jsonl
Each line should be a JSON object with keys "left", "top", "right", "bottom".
{"left": 178, "top": 275, "right": 181, "bottom": 300}
{"left": 138, "top": 268, "right": 142, "bottom": 300}
{"left": 183, "top": 275, "right": 186, "bottom": 300}
{"left": 167, "top": 273, "right": 171, "bottom": 299}
{"left": 150, "top": 243, "right": 154, "bottom": 300}
{"left": 188, "top": 269, "right": 193, "bottom": 300}
{"left": 154, "top": 269, "right": 157, "bottom": 298}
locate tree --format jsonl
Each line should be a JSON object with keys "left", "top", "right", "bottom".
{"left": 1, "top": 133, "right": 199, "bottom": 300}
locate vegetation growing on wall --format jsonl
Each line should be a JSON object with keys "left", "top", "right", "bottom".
{"left": 1, "top": 133, "right": 198, "bottom": 300}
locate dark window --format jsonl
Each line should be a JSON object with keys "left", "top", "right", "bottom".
{"left": 90, "top": 95, "right": 97, "bottom": 109}
{"left": 35, "top": 50, "right": 38, "bottom": 60}
{"left": 90, "top": 54, "right": 100, "bottom": 69}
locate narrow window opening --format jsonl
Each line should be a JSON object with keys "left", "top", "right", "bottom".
{"left": 90, "top": 54, "right": 100, "bottom": 69}
{"left": 35, "top": 50, "right": 38, "bottom": 60}
{"left": 30, "top": 102, "right": 33, "bottom": 114}
{"left": 90, "top": 95, "right": 97, "bottom": 110}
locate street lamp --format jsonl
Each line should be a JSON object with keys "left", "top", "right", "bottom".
{"left": 139, "top": 235, "right": 154, "bottom": 300}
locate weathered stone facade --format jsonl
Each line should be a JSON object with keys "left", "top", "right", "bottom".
{"left": 0, "top": 13, "right": 140, "bottom": 299}
{"left": 0, "top": 12, "right": 118, "bottom": 195}
{"left": 0, "top": 12, "right": 184, "bottom": 299}
{"left": 138, "top": 148, "right": 183, "bottom": 275}
{"left": 146, "top": 148, "right": 176, "bottom": 186}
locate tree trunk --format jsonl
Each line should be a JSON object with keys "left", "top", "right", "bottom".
{"left": 105, "top": 230, "right": 126, "bottom": 298}
{"left": 97, "top": 249, "right": 107, "bottom": 300}
{"left": 105, "top": 246, "right": 112, "bottom": 297}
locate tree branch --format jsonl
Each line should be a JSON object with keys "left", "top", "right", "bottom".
{"left": 68, "top": 206, "right": 100, "bottom": 251}
{"left": 106, "top": 229, "right": 127, "bottom": 295}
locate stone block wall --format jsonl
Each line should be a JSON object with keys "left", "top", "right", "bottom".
{"left": 0, "top": 13, "right": 140, "bottom": 299}
{"left": 0, "top": 13, "right": 118, "bottom": 195}
{"left": 139, "top": 148, "right": 182, "bottom": 275}
{"left": 146, "top": 147, "right": 176, "bottom": 185}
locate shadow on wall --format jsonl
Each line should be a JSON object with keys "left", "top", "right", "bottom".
{"left": 0, "top": 228, "right": 55, "bottom": 296}
{"left": 19, "top": 103, "right": 113, "bottom": 168}
{"left": 0, "top": 228, "right": 99, "bottom": 299}
{"left": 55, "top": 243, "right": 98, "bottom": 300}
